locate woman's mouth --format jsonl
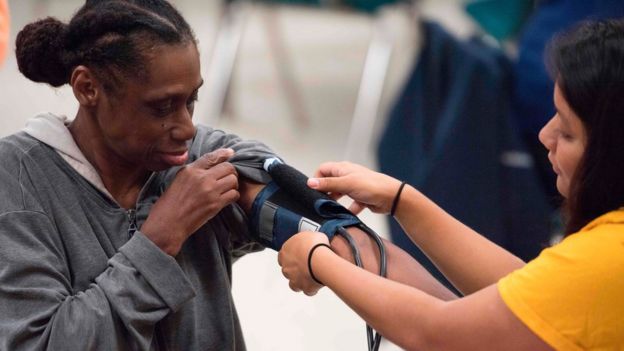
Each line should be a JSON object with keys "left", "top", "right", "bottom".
{"left": 548, "top": 154, "right": 560, "bottom": 175}
{"left": 159, "top": 150, "right": 189, "bottom": 166}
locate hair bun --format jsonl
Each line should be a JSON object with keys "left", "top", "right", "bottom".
{"left": 15, "top": 17, "right": 70, "bottom": 87}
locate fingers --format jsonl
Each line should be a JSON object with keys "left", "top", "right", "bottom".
{"left": 216, "top": 173, "right": 238, "bottom": 194}
{"left": 277, "top": 249, "right": 284, "bottom": 267}
{"left": 288, "top": 281, "right": 301, "bottom": 293}
{"left": 204, "top": 161, "right": 238, "bottom": 181}
{"left": 190, "top": 148, "right": 234, "bottom": 169}
{"left": 220, "top": 189, "right": 240, "bottom": 204}
{"left": 308, "top": 179, "right": 344, "bottom": 200}
{"left": 307, "top": 176, "right": 349, "bottom": 194}
{"left": 277, "top": 232, "right": 330, "bottom": 296}
{"left": 303, "top": 287, "right": 320, "bottom": 296}
{"left": 328, "top": 192, "right": 344, "bottom": 201}
{"left": 314, "top": 161, "right": 345, "bottom": 178}
{"left": 348, "top": 201, "right": 365, "bottom": 215}
{"left": 284, "top": 272, "right": 319, "bottom": 295}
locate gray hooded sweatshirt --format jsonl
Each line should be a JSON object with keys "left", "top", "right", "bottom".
{"left": 0, "top": 114, "right": 275, "bottom": 351}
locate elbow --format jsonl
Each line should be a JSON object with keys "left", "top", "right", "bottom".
{"left": 400, "top": 302, "right": 452, "bottom": 351}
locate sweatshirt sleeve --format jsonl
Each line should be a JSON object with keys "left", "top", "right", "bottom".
{"left": 191, "top": 125, "right": 277, "bottom": 255}
{"left": 192, "top": 125, "right": 277, "bottom": 184}
{"left": 0, "top": 210, "right": 195, "bottom": 351}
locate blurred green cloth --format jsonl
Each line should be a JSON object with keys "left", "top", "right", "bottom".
{"left": 465, "top": 0, "right": 533, "bottom": 40}
{"left": 259, "top": 0, "right": 402, "bottom": 14}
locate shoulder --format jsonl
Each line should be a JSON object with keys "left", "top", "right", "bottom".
{"left": 501, "top": 217, "right": 624, "bottom": 290}
{"left": 557, "top": 210, "right": 624, "bottom": 268}
{"left": 0, "top": 131, "right": 43, "bottom": 163}
{"left": 190, "top": 125, "right": 273, "bottom": 156}
{"left": 0, "top": 132, "right": 50, "bottom": 213}
{"left": 498, "top": 210, "right": 624, "bottom": 351}
{"left": 190, "top": 124, "right": 276, "bottom": 183}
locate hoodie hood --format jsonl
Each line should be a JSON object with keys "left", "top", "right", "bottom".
{"left": 23, "top": 113, "right": 114, "bottom": 200}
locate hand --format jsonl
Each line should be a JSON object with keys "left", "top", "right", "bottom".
{"left": 278, "top": 231, "right": 330, "bottom": 296}
{"left": 142, "top": 148, "right": 239, "bottom": 256}
{"left": 307, "top": 161, "right": 401, "bottom": 215}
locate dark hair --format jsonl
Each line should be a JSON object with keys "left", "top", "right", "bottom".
{"left": 547, "top": 19, "right": 624, "bottom": 234}
{"left": 15, "top": 0, "right": 196, "bottom": 91}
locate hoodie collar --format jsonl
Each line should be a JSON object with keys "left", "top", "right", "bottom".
{"left": 23, "top": 113, "right": 115, "bottom": 201}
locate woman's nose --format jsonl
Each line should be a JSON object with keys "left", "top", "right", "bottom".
{"left": 538, "top": 116, "right": 556, "bottom": 151}
{"left": 171, "top": 108, "right": 195, "bottom": 142}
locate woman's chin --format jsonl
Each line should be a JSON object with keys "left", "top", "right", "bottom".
{"left": 556, "top": 177, "right": 569, "bottom": 199}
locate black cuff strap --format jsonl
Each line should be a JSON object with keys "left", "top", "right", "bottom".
{"left": 390, "top": 181, "right": 407, "bottom": 217}
{"left": 307, "top": 243, "right": 332, "bottom": 285}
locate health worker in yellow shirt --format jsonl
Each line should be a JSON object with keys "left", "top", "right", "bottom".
{"left": 278, "top": 19, "right": 624, "bottom": 351}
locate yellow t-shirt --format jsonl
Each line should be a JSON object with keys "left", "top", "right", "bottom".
{"left": 498, "top": 210, "right": 624, "bottom": 351}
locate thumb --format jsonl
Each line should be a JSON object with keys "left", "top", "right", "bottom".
{"left": 348, "top": 201, "right": 366, "bottom": 215}
{"left": 190, "top": 148, "right": 234, "bottom": 169}
{"left": 307, "top": 177, "right": 349, "bottom": 194}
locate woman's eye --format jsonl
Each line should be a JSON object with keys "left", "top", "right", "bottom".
{"left": 557, "top": 129, "right": 573, "bottom": 140}
{"left": 186, "top": 94, "right": 198, "bottom": 108}
{"left": 152, "top": 103, "right": 173, "bottom": 117}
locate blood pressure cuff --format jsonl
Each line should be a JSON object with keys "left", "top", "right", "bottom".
{"left": 248, "top": 181, "right": 362, "bottom": 251}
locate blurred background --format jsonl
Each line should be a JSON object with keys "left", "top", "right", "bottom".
{"left": 2, "top": 0, "right": 622, "bottom": 350}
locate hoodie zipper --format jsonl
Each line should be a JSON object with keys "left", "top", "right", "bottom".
{"left": 126, "top": 208, "right": 167, "bottom": 350}
{"left": 127, "top": 209, "right": 138, "bottom": 239}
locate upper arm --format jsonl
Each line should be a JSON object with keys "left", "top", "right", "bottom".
{"left": 237, "top": 178, "right": 264, "bottom": 215}
{"left": 193, "top": 125, "right": 276, "bottom": 184}
{"left": 429, "top": 284, "right": 552, "bottom": 351}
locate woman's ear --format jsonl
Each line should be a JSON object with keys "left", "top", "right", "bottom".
{"left": 70, "top": 65, "right": 100, "bottom": 107}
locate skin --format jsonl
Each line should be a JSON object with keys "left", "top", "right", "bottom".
{"left": 277, "top": 83, "right": 588, "bottom": 350}
{"left": 69, "top": 42, "right": 239, "bottom": 256}
{"left": 538, "top": 83, "right": 587, "bottom": 198}
{"left": 65, "top": 38, "right": 458, "bottom": 297}
{"left": 242, "top": 179, "right": 457, "bottom": 300}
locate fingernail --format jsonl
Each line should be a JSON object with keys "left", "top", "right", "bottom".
{"left": 307, "top": 178, "right": 319, "bottom": 188}
{"left": 224, "top": 148, "right": 235, "bottom": 158}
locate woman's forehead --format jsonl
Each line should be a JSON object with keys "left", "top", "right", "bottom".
{"left": 135, "top": 43, "right": 201, "bottom": 97}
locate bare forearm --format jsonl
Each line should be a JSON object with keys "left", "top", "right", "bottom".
{"left": 396, "top": 186, "right": 525, "bottom": 294}
{"left": 330, "top": 228, "right": 457, "bottom": 301}
{"left": 240, "top": 179, "right": 456, "bottom": 299}
{"left": 312, "top": 247, "right": 445, "bottom": 350}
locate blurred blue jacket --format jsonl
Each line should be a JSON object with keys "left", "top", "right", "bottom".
{"left": 514, "top": 0, "right": 624, "bottom": 136}
{"left": 377, "top": 21, "right": 552, "bottom": 289}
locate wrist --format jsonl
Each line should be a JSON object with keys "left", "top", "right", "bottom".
{"left": 393, "top": 184, "right": 417, "bottom": 220}
{"left": 389, "top": 181, "right": 407, "bottom": 217}
{"left": 308, "top": 243, "right": 333, "bottom": 285}
{"left": 141, "top": 225, "right": 183, "bottom": 257}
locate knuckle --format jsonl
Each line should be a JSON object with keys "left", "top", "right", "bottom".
{"left": 176, "top": 165, "right": 191, "bottom": 177}
{"left": 213, "top": 162, "right": 232, "bottom": 175}
{"left": 203, "top": 153, "right": 219, "bottom": 165}
{"left": 224, "top": 162, "right": 236, "bottom": 172}
{"left": 231, "top": 175, "right": 239, "bottom": 188}
{"left": 231, "top": 190, "right": 241, "bottom": 203}
{"left": 304, "top": 289, "right": 317, "bottom": 297}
